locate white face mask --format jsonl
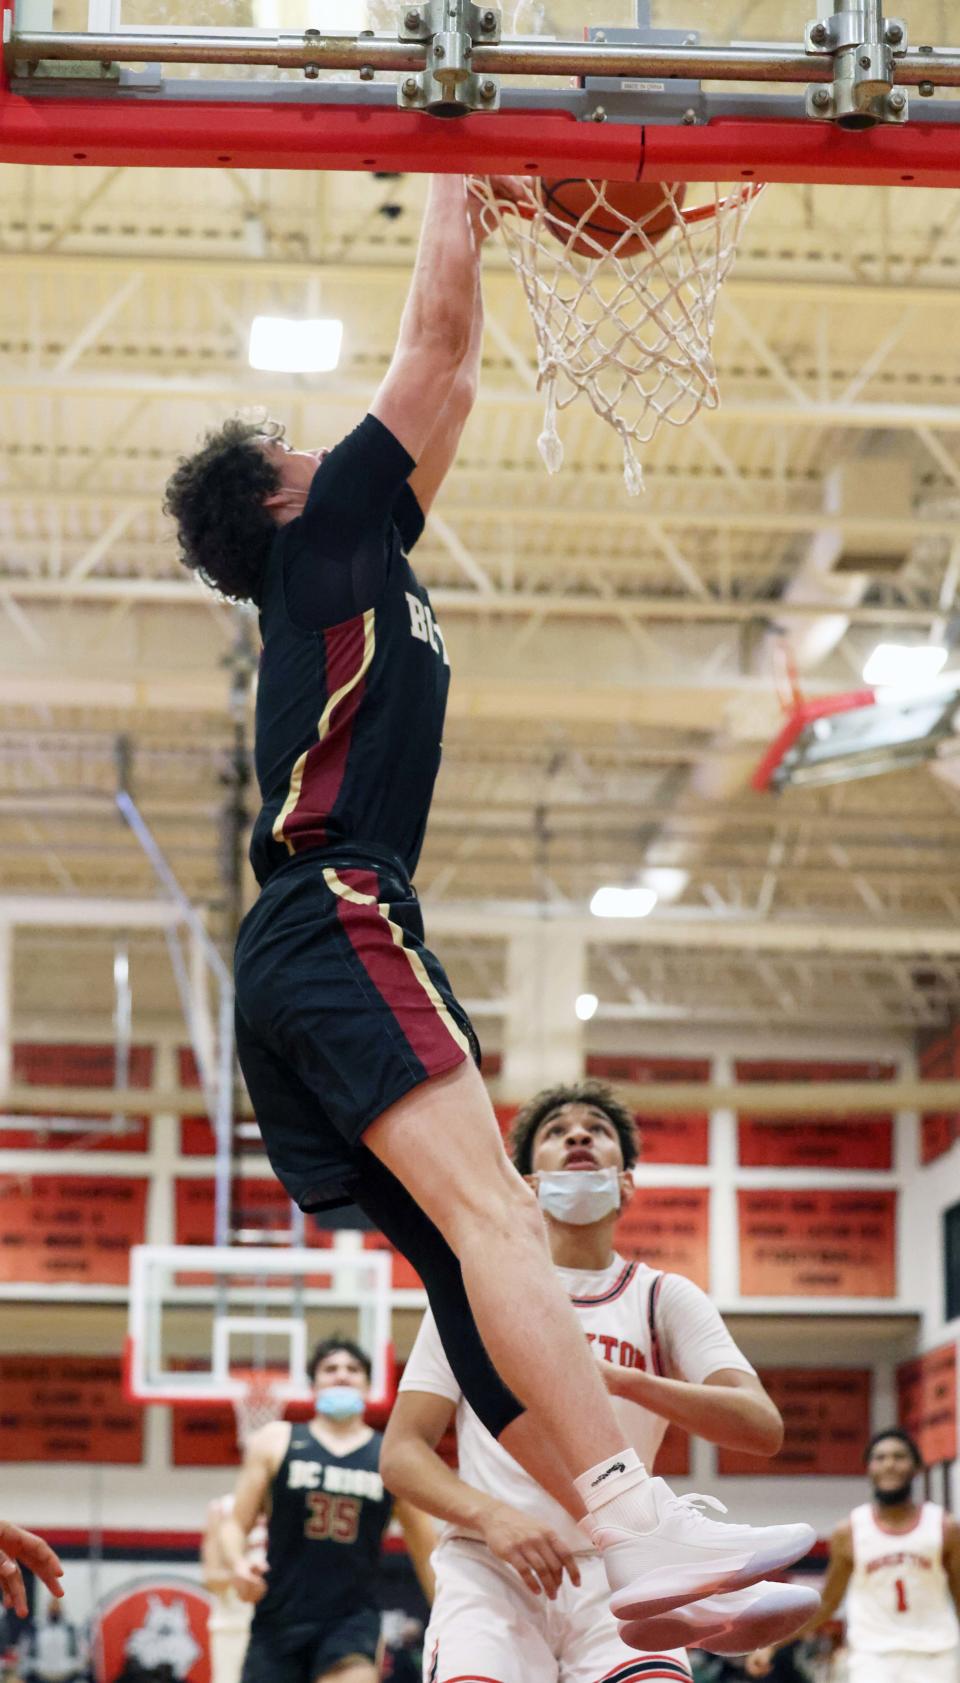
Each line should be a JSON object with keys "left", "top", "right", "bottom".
{"left": 536, "top": 1167, "right": 622, "bottom": 1225}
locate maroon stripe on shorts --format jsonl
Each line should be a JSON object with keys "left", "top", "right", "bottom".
{"left": 283, "top": 613, "right": 368, "bottom": 851}
{"left": 331, "top": 867, "right": 465, "bottom": 1076}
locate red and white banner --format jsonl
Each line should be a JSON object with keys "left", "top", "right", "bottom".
{"left": 897, "top": 1342, "right": 958, "bottom": 1466}
{"left": 615, "top": 1187, "right": 710, "bottom": 1291}
{"left": 738, "top": 1188, "right": 897, "bottom": 1298}
{"left": 0, "top": 1175, "right": 148, "bottom": 1284}
{"left": 0, "top": 1355, "right": 143, "bottom": 1464}
{"left": 718, "top": 1367, "right": 871, "bottom": 1476}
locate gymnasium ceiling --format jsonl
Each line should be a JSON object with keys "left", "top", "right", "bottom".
{"left": 4, "top": 3, "right": 960, "bottom": 1043}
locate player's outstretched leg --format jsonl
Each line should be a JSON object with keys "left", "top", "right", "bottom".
{"left": 365, "top": 1058, "right": 814, "bottom": 1622}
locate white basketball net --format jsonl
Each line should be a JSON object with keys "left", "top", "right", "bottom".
{"left": 232, "top": 1369, "right": 287, "bottom": 1449}
{"left": 470, "top": 177, "right": 762, "bottom": 494}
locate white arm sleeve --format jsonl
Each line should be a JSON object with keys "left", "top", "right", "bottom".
{"left": 397, "top": 1308, "right": 463, "bottom": 1405}
{"left": 657, "top": 1273, "right": 756, "bottom": 1384}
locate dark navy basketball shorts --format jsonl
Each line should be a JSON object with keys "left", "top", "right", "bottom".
{"left": 241, "top": 1608, "right": 382, "bottom": 1683}
{"left": 234, "top": 849, "right": 480, "bottom": 1212}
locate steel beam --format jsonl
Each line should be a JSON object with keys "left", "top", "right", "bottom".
{"left": 2, "top": 1077, "right": 957, "bottom": 1116}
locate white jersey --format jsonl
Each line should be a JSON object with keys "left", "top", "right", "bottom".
{"left": 400, "top": 1252, "right": 754, "bottom": 1555}
{"left": 847, "top": 1501, "right": 959, "bottom": 1655}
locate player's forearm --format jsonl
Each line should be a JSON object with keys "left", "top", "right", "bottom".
{"left": 381, "top": 1433, "right": 498, "bottom": 1533}
{"left": 454, "top": 267, "right": 484, "bottom": 402}
{"left": 219, "top": 1516, "right": 248, "bottom": 1571}
{"left": 396, "top": 177, "right": 480, "bottom": 367}
{"left": 608, "top": 1366, "right": 783, "bottom": 1455}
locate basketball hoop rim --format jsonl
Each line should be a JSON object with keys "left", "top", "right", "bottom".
{"left": 480, "top": 176, "right": 763, "bottom": 235}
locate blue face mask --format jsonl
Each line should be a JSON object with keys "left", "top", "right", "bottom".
{"left": 315, "top": 1385, "right": 366, "bottom": 1421}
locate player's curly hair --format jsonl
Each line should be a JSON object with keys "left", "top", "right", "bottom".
{"left": 164, "top": 415, "right": 285, "bottom": 606}
{"left": 508, "top": 1079, "right": 639, "bottom": 1176}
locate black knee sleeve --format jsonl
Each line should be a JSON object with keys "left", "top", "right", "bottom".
{"left": 354, "top": 1148, "right": 524, "bottom": 1440}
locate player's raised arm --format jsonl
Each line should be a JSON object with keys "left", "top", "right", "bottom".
{"left": 368, "top": 176, "right": 480, "bottom": 462}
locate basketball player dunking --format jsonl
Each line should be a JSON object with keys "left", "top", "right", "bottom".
{"left": 747, "top": 1427, "right": 960, "bottom": 1683}
{"left": 219, "top": 1337, "right": 437, "bottom": 1683}
{"left": 165, "top": 174, "right": 813, "bottom": 1642}
{"left": 382, "top": 1082, "right": 820, "bottom": 1681}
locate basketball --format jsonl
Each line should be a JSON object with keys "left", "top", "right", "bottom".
{"left": 538, "top": 178, "right": 687, "bottom": 258}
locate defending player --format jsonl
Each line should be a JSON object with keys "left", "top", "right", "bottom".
{"left": 165, "top": 174, "right": 812, "bottom": 1634}
{"left": 747, "top": 1427, "right": 960, "bottom": 1683}
{"left": 381, "top": 1081, "right": 820, "bottom": 1679}
{"left": 219, "top": 1337, "right": 437, "bottom": 1683}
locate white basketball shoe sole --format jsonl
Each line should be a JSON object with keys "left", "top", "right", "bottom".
{"left": 617, "top": 1578, "right": 821, "bottom": 1655}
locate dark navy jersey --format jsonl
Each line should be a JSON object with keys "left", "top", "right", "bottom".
{"left": 249, "top": 414, "right": 450, "bottom": 887}
{"left": 253, "top": 1423, "right": 392, "bottom": 1630}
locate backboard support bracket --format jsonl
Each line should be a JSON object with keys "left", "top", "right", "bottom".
{"left": 4, "top": 0, "right": 960, "bottom": 183}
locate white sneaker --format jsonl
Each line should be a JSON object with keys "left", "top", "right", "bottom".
{"left": 591, "top": 1480, "right": 816, "bottom": 1622}
{"left": 618, "top": 1578, "right": 821, "bottom": 1655}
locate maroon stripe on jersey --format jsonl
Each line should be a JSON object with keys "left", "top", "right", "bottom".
{"left": 332, "top": 868, "right": 467, "bottom": 1076}
{"left": 283, "top": 613, "right": 369, "bottom": 852}
{"left": 572, "top": 1261, "right": 637, "bottom": 1308}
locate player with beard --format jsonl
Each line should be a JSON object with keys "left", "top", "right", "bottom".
{"left": 382, "top": 1081, "right": 820, "bottom": 1681}
{"left": 747, "top": 1427, "right": 960, "bottom": 1683}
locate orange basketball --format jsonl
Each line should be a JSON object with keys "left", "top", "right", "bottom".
{"left": 539, "top": 178, "right": 687, "bottom": 258}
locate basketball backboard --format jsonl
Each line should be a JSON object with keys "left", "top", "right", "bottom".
{"left": 4, "top": 0, "right": 960, "bottom": 184}
{"left": 752, "top": 684, "right": 960, "bottom": 792}
{"left": 125, "top": 1242, "right": 395, "bottom": 1409}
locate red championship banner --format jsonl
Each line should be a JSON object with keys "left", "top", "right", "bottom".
{"left": 738, "top": 1189, "right": 897, "bottom": 1298}
{"left": 8, "top": 1042, "right": 152, "bottom": 1151}
{"left": 587, "top": 1055, "right": 710, "bottom": 1165}
{"left": 918, "top": 1031, "right": 960, "bottom": 1166}
{"left": 615, "top": 1187, "right": 710, "bottom": 1291}
{"left": 172, "top": 1398, "right": 242, "bottom": 1468}
{"left": 735, "top": 1057, "right": 894, "bottom": 1169}
{"left": 0, "top": 1355, "right": 143, "bottom": 1463}
{"left": 921, "top": 1114, "right": 957, "bottom": 1165}
{"left": 0, "top": 1175, "right": 148, "bottom": 1284}
{"left": 737, "top": 1120, "right": 892, "bottom": 1171}
{"left": 174, "top": 1178, "right": 333, "bottom": 1285}
{"left": 177, "top": 1049, "right": 262, "bottom": 1155}
{"left": 14, "top": 1041, "right": 154, "bottom": 1087}
{"left": 897, "top": 1342, "right": 958, "bottom": 1466}
{"left": 654, "top": 1422, "right": 690, "bottom": 1477}
{"left": 93, "top": 1578, "right": 212, "bottom": 1683}
{"left": 718, "top": 1368, "right": 871, "bottom": 1476}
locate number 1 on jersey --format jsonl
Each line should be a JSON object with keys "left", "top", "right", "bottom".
{"left": 894, "top": 1577, "right": 908, "bottom": 1614}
